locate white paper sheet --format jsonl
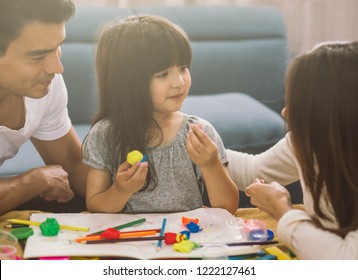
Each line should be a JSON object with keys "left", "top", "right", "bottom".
{"left": 23, "top": 208, "right": 260, "bottom": 259}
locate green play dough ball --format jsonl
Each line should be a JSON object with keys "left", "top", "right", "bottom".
{"left": 40, "top": 218, "right": 60, "bottom": 236}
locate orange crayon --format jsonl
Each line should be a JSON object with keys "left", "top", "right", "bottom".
{"left": 75, "top": 229, "right": 159, "bottom": 243}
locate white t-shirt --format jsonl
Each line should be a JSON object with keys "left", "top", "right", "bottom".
{"left": 0, "top": 74, "right": 72, "bottom": 166}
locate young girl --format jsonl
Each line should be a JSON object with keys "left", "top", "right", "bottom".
{"left": 227, "top": 41, "right": 358, "bottom": 259}
{"left": 82, "top": 15, "right": 238, "bottom": 214}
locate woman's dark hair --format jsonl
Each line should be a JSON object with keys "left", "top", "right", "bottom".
{"left": 285, "top": 41, "right": 358, "bottom": 237}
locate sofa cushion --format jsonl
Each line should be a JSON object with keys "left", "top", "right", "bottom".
{"left": 135, "top": 5, "right": 288, "bottom": 114}
{"left": 182, "top": 93, "right": 285, "bottom": 153}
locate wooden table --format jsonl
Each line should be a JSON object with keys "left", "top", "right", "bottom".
{"left": 0, "top": 206, "right": 304, "bottom": 259}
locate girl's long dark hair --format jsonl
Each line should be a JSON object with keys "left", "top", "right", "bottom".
{"left": 93, "top": 15, "right": 192, "bottom": 187}
{"left": 285, "top": 41, "right": 358, "bottom": 237}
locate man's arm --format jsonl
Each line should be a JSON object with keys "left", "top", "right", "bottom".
{"left": 31, "top": 127, "right": 88, "bottom": 198}
{"left": 0, "top": 165, "right": 74, "bottom": 215}
{"left": 0, "top": 127, "right": 86, "bottom": 215}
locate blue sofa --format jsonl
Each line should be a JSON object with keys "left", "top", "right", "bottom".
{"left": 1, "top": 5, "right": 301, "bottom": 207}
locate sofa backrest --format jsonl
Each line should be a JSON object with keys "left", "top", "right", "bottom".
{"left": 62, "top": 5, "right": 288, "bottom": 124}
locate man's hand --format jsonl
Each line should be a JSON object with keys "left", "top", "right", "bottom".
{"left": 38, "top": 165, "right": 74, "bottom": 203}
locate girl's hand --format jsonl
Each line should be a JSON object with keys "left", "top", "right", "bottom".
{"left": 245, "top": 181, "right": 293, "bottom": 220}
{"left": 114, "top": 161, "right": 148, "bottom": 195}
{"left": 186, "top": 123, "right": 219, "bottom": 167}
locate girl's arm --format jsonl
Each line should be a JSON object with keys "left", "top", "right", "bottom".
{"left": 186, "top": 124, "right": 239, "bottom": 214}
{"left": 86, "top": 161, "right": 148, "bottom": 213}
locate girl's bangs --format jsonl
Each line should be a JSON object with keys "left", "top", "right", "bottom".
{"left": 146, "top": 29, "right": 191, "bottom": 73}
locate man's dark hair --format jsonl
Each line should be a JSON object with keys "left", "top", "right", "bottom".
{"left": 0, "top": 0, "right": 75, "bottom": 55}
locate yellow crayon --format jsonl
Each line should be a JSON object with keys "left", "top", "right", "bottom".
{"left": 264, "top": 246, "right": 292, "bottom": 260}
{"left": 7, "top": 218, "right": 89, "bottom": 232}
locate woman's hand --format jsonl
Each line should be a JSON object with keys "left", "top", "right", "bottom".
{"left": 246, "top": 180, "right": 293, "bottom": 220}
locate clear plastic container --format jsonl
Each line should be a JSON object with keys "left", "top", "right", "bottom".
{"left": 0, "top": 231, "right": 18, "bottom": 260}
{"left": 243, "top": 219, "right": 267, "bottom": 241}
{"left": 225, "top": 215, "right": 245, "bottom": 240}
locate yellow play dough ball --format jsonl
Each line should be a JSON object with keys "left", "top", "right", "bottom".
{"left": 127, "top": 150, "right": 144, "bottom": 165}
{"left": 173, "top": 240, "right": 199, "bottom": 253}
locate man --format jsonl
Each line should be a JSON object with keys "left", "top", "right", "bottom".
{"left": 0, "top": 0, "right": 87, "bottom": 215}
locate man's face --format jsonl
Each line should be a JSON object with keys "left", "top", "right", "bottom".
{"left": 0, "top": 21, "right": 66, "bottom": 99}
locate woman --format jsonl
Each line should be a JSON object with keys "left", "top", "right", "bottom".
{"left": 228, "top": 41, "right": 358, "bottom": 259}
